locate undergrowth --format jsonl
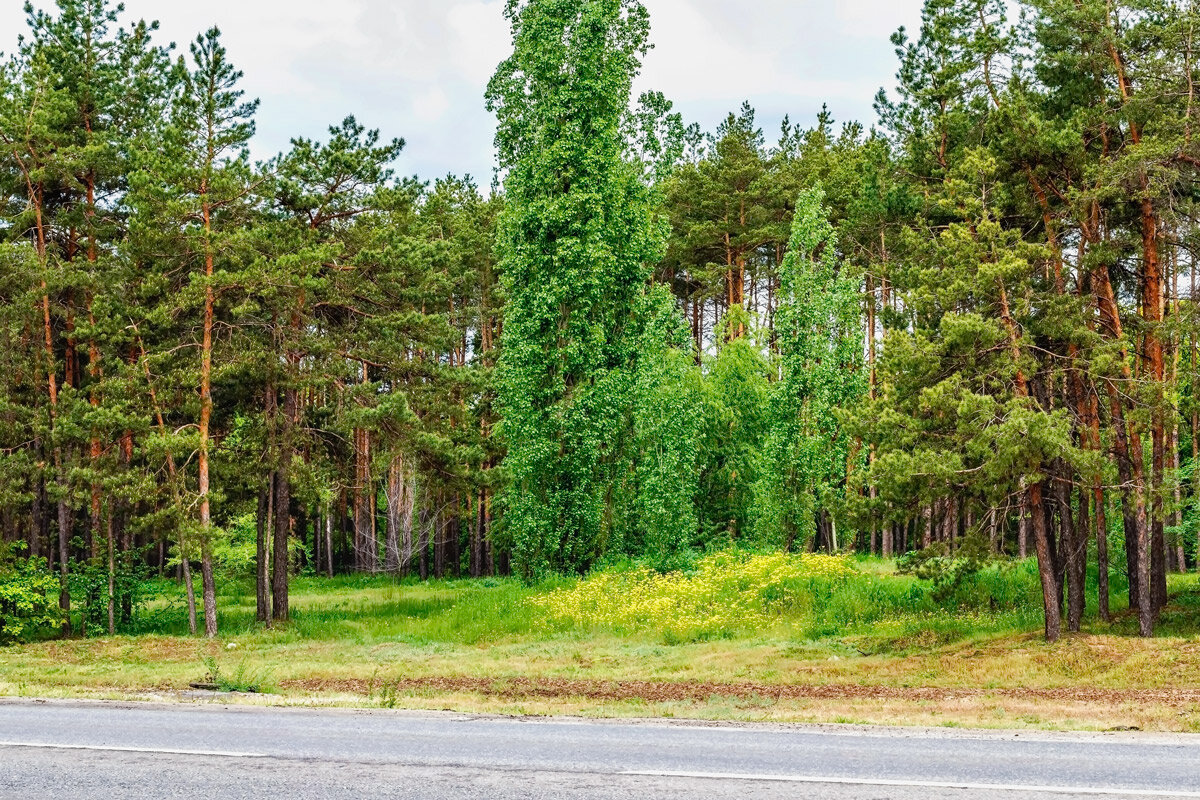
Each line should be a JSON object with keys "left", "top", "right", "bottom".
{"left": 531, "top": 550, "right": 1044, "bottom": 643}
{"left": 200, "top": 656, "right": 276, "bottom": 693}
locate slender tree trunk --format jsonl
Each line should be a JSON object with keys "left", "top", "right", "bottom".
{"left": 182, "top": 549, "right": 197, "bottom": 636}
{"left": 136, "top": 334, "right": 195, "bottom": 634}
{"left": 273, "top": 295, "right": 303, "bottom": 621}
{"left": 1018, "top": 487, "right": 1029, "bottom": 560}
{"left": 473, "top": 489, "right": 489, "bottom": 577}
{"left": 997, "top": 275, "right": 1061, "bottom": 639}
{"left": 325, "top": 509, "right": 334, "bottom": 578}
{"left": 30, "top": 450, "right": 45, "bottom": 561}
{"left": 1095, "top": 483, "right": 1110, "bottom": 622}
{"left": 57, "top": 492, "right": 71, "bottom": 636}
{"left": 256, "top": 478, "right": 272, "bottom": 625}
{"left": 106, "top": 513, "right": 115, "bottom": 636}
{"left": 1091, "top": 258, "right": 1153, "bottom": 636}
{"left": 1141, "top": 198, "right": 1168, "bottom": 614}
{"left": 118, "top": 426, "right": 133, "bottom": 625}
{"left": 1060, "top": 474, "right": 1085, "bottom": 633}
{"left": 29, "top": 187, "right": 72, "bottom": 635}
{"left": 1030, "top": 482, "right": 1062, "bottom": 641}
{"left": 198, "top": 195, "right": 218, "bottom": 638}
{"left": 384, "top": 455, "right": 407, "bottom": 573}
{"left": 353, "top": 427, "right": 375, "bottom": 572}
{"left": 1106, "top": 43, "right": 1162, "bottom": 630}
{"left": 273, "top": 437, "right": 291, "bottom": 623}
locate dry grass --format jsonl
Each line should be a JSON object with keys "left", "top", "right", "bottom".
{"left": 2, "top": 571, "right": 1199, "bottom": 731}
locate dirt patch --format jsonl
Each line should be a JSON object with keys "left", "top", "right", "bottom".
{"left": 279, "top": 676, "right": 1200, "bottom": 706}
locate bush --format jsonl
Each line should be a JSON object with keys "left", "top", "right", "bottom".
{"left": 199, "top": 656, "right": 275, "bottom": 693}
{"left": 67, "top": 560, "right": 152, "bottom": 636}
{"left": 0, "top": 553, "right": 61, "bottom": 645}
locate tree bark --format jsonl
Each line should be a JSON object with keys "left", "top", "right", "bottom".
{"left": 353, "top": 426, "right": 376, "bottom": 572}
{"left": 273, "top": 439, "right": 291, "bottom": 623}
{"left": 384, "top": 455, "right": 413, "bottom": 573}
{"left": 199, "top": 194, "right": 218, "bottom": 638}
{"left": 997, "top": 275, "right": 1060, "bottom": 640}
{"left": 1090, "top": 257, "right": 1153, "bottom": 636}
{"left": 256, "top": 478, "right": 272, "bottom": 625}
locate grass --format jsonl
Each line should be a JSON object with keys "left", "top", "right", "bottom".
{"left": 2, "top": 556, "right": 1199, "bottom": 732}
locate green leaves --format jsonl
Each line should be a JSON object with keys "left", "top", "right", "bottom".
{"left": 0, "top": 551, "right": 61, "bottom": 645}
{"left": 490, "top": 0, "right": 679, "bottom": 579}
{"left": 756, "top": 188, "right": 866, "bottom": 548}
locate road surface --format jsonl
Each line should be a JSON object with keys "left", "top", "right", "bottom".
{"left": 1, "top": 700, "right": 1198, "bottom": 798}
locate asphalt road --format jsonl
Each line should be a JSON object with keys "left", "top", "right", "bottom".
{"left": 1, "top": 701, "right": 1199, "bottom": 799}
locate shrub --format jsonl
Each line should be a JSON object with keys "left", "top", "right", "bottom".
{"left": 0, "top": 553, "right": 61, "bottom": 645}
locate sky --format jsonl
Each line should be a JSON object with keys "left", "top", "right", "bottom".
{"left": 3, "top": 1, "right": 925, "bottom": 182}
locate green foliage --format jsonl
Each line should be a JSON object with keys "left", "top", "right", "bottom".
{"left": 137, "top": 574, "right": 543, "bottom": 645}
{"left": 530, "top": 550, "right": 1042, "bottom": 644}
{"left": 66, "top": 561, "right": 151, "bottom": 636}
{"left": 487, "top": 0, "right": 673, "bottom": 579}
{"left": 200, "top": 656, "right": 275, "bottom": 693}
{"left": 696, "top": 311, "right": 774, "bottom": 545}
{"left": 755, "top": 188, "right": 865, "bottom": 548}
{"left": 898, "top": 533, "right": 997, "bottom": 604}
{"left": 0, "top": 551, "right": 61, "bottom": 645}
{"left": 532, "top": 551, "right": 860, "bottom": 641}
{"left": 625, "top": 287, "right": 705, "bottom": 567}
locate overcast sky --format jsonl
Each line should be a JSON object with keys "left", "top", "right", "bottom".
{"left": 4, "top": 1, "right": 924, "bottom": 182}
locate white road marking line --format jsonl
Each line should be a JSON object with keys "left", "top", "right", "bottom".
{"left": 623, "top": 770, "right": 1200, "bottom": 797}
{"left": 0, "top": 741, "right": 264, "bottom": 758}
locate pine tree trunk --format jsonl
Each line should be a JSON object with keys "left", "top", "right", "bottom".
{"left": 997, "top": 275, "right": 1061, "bottom": 640}
{"left": 384, "top": 456, "right": 407, "bottom": 573}
{"left": 1141, "top": 196, "right": 1168, "bottom": 614}
{"left": 353, "top": 426, "right": 375, "bottom": 572}
{"left": 118, "top": 427, "right": 133, "bottom": 625}
{"left": 1173, "top": 422, "right": 1185, "bottom": 573}
{"left": 472, "top": 489, "right": 489, "bottom": 577}
{"left": 325, "top": 510, "right": 334, "bottom": 578}
{"left": 882, "top": 512, "right": 893, "bottom": 558}
{"left": 988, "top": 506, "right": 1000, "bottom": 555}
{"left": 1095, "top": 483, "right": 1110, "bottom": 622}
{"left": 256, "top": 479, "right": 272, "bottom": 625}
{"left": 106, "top": 514, "right": 115, "bottom": 636}
{"left": 57, "top": 493, "right": 71, "bottom": 636}
{"left": 1090, "top": 254, "right": 1154, "bottom": 637}
{"left": 199, "top": 195, "right": 218, "bottom": 638}
{"left": 273, "top": 433, "right": 291, "bottom": 623}
{"left": 1030, "top": 482, "right": 1062, "bottom": 641}
{"left": 183, "top": 549, "right": 197, "bottom": 636}
{"left": 1106, "top": 46, "right": 1163, "bottom": 631}
{"left": 1018, "top": 489, "right": 1029, "bottom": 559}
{"left": 1061, "top": 475, "right": 1085, "bottom": 633}
{"left": 30, "top": 442, "right": 46, "bottom": 560}
{"left": 417, "top": 506, "right": 430, "bottom": 581}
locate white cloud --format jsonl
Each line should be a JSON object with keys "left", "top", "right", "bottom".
{"left": 412, "top": 87, "right": 451, "bottom": 123}
{"left": 835, "top": 0, "right": 920, "bottom": 39}
{"left": 447, "top": 1, "right": 510, "bottom": 85}
{"left": 4, "top": 0, "right": 923, "bottom": 179}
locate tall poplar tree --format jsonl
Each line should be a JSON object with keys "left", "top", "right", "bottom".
{"left": 486, "top": 0, "right": 667, "bottom": 578}
{"left": 756, "top": 188, "right": 866, "bottom": 550}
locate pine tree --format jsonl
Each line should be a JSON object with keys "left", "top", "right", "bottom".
{"left": 127, "top": 27, "right": 257, "bottom": 636}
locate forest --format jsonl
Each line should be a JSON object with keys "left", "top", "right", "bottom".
{"left": 0, "top": 0, "right": 1197, "bottom": 654}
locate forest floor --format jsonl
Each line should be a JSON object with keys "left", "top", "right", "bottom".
{"left": 2, "top": 571, "right": 1200, "bottom": 732}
